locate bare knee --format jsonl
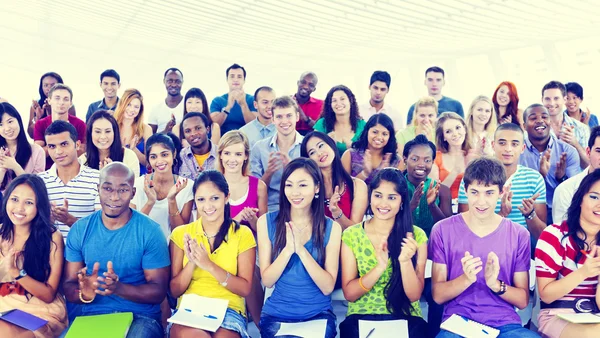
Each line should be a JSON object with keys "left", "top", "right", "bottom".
{"left": 214, "top": 327, "right": 241, "bottom": 338}
{"left": 170, "top": 324, "right": 212, "bottom": 338}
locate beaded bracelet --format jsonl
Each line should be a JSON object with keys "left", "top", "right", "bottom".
{"left": 79, "top": 289, "right": 94, "bottom": 304}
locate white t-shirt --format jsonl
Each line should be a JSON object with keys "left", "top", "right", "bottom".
{"left": 147, "top": 99, "right": 185, "bottom": 132}
{"left": 359, "top": 101, "right": 403, "bottom": 129}
{"left": 131, "top": 175, "right": 194, "bottom": 239}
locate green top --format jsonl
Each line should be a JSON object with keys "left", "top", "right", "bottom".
{"left": 405, "top": 175, "right": 439, "bottom": 237}
{"left": 341, "top": 223, "right": 427, "bottom": 317}
{"left": 313, "top": 118, "right": 366, "bottom": 154}
{"left": 396, "top": 125, "right": 416, "bottom": 147}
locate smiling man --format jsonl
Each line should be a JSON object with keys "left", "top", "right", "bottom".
{"left": 86, "top": 69, "right": 121, "bottom": 122}
{"left": 519, "top": 104, "right": 580, "bottom": 224}
{"left": 293, "top": 71, "right": 323, "bottom": 135}
{"left": 148, "top": 68, "right": 185, "bottom": 134}
{"left": 239, "top": 86, "right": 277, "bottom": 148}
{"left": 178, "top": 112, "right": 217, "bottom": 180}
{"left": 250, "top": 96, "right": 303, "bottom": 211}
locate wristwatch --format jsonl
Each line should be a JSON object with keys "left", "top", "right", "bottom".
{"left": 524, "top": 210, "right": 536, "bottom": 220}
{"left": 493, "top": 280, "right": 507, "bottom": 296}
{"left": 220, "top": 272, "right": 231, "bottom": 287}
{"left": 221, "top": 107, "right": 230, "bottom": 115}
{"left": 15, "top": 269, "right": 27, "bottom": 281}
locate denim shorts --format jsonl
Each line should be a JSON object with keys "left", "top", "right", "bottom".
{"left": 259, "top": 310, "right": 337, "bottom": 338}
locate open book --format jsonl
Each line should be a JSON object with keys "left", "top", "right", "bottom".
{"left": 441, "top": 314, "right": 499, "bottom": 338}
{"left": 168, "top": 294, "right": 229, "bottom": 332}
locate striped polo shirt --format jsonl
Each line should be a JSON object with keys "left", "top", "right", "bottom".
{"left": 458, "top": 165, "right": 546, "bottom": 228}
{"left": 38, "top": 162, "right": 100, "bottom": 239}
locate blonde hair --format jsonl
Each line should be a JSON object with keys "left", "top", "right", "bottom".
{"left": 114, "top": 89, "right": 145, "bottom": 138}
{"left": 435, "top": 112, "right": 471, "bottom": 153}
{"left": 466, "top": 95, "right": 497, "bottom": 145}
{"left": 216, "top": 130, "right": 250, "bottom": 175}
{"left": 412, "top": 96, "right": 439, "bottom": 127}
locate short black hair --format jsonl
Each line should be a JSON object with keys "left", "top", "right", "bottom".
{"left": 522, "top": 103, "right": 546, "bottom": 122}
{"left": 425, "top": 66, "right": 445, "bottom": 77}
{"left": 463, "top": 157, "right": 506, "bottom": 191}
{"left": 44, "top": 120, "right": 78, "bottom": 143}
{"left": 254, "top": 86, "right": 274, "bottom": 102}
{"left": 541, "top": 80, "right": 566, "bottom": 97}
{"left": 100, "top": 69, "right": 120, "bottom": 83}
{"left": 494, "top": 123, "right": 524, "bottom": 139}
{"left": 588, "top": 126, "right": 600, "bottom": 148}
{"left": 164, "top": 67, "right": 183, "bottom": 79}
{"left": 226, "top": 63, "right": 246, "bottom": 79}
{"left": 403, "top": 134, "right": 436, "bottom": 160}
{"left": 565, "top": 82, "right": 584, "bottom": 100}
{"left": 370, "top": 71, "right": 391, "bottom": 88}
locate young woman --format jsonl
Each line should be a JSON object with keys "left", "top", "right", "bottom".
{"left": 114, "top": 89, "right": 153, "bottom": 175}
{"left": 403, "top": 135, "right": 452, "bottom": 237}
{"left": 313, "top": 85, "right": 366, "bottom": 154}
{"left": 466, "top": 95, "right": 497, "bottom": 157}
{"left": 173, "top": 87, "right": 221, "bottom": 145}
{"left": 0, "top": 174, "right": 67, "bottom": 337}
{"left": 339, "top": 168, "right": 430, "bottom": 338}
{"left": 342, "top": 114, "right": 400, "bottom": 185}
{"left": 430, "top": 112, "right": 475, "bottom": 202}
{"left": 302, "top": 131, "right": 368, "bottom": 229}
{"left": 492, "top": 81, "right": 523, "bottom": 126}
{"left": 396, "top": 97, "right": 438, "bottom": 168}
{"left": 565, "top": 82, "right": 598, "bottom": 127}
{"left": 258, "top": 158, "right": 342, "bottom": 338}
{"left": 79, "top": 110, "right": 140, "bottom": 176}
{"left": 28, "top": 72, "right": 76, "bottom": 138}
{"left": 0, "top": 102, "right": 45, "bottom": 192}
{"left": 169, "top": 171, "right": 256, "bottom": 338}
{"left": 216, "top": 130, "right": 268, "bottom": 329}
{"left": 536, "top": 170, "right": 600, "bottom": 338}
{"left": 130, "top": 133, "right": 193, "bottom": 240}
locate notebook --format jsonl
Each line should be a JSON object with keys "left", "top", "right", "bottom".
{"left": 0, "top": 309, "right": 48, "bottom": 331}
{"left": 65, "top": 312, "right": 133, "bottom": 338}
{"left": 275, "top": 319, "right": 327, "bottom": 337}
{"left": 359, "top": 319, "right": 409, "bottom": 338}
{"left": 556, "top": 312, "right": 600, "bottom": 324}
{"left": 440, "top": 314, "right": 499, "bottom": 338}
{"left": 167, "top": 294, "right": 229, "bottom": 332}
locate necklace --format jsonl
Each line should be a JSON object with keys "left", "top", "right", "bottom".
{"left": 204, "top": 231, "right": 218, "bottom": 239}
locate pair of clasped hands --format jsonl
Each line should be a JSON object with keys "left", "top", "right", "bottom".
{"left": 461, "top": 251, "right": 501, "bottom": 288}
{"left": 372, "top": 232, "right": 420, "bottom": 268}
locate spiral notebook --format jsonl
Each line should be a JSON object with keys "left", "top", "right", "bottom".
{"left": 440, "top": 314, "right": 499, "bottom": 338}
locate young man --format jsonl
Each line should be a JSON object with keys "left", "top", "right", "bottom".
{"left": 406, "top": 66, "right": 464, "bottom": 124}
{"left": 250, "top": 96, "right": 303, "bottom": 212}
{"left": 148, "top": 68, "right": 185, "bottom": 134}
{"left": 62, "top": 162, "right": 169, "bottom": 338}
{"left": 359, "top": 70, "right": 401, "bottom": 127}
{"left": 519, "top": 104, "right": 580, "bottom": 224}
{"left": 542, "top": 80, "right": 589, "bottom": 168}
{"left": 178, "top": 112, "right": 217, "bottom": 180}
{"left": 292, "top": 71, "right": 323, "bottom": 135}
{"left": 38, "top": 121, "right": 100, "bottom": 240}
{"left": 86, "top": 69, "right": 121, "bottom": 122}
{"left": 34, "top": 84, "right": 86, "bottom": 170}
{"left": 458, "top": 123, "right": 547, "bottom": 240}
{"left": 431, "top": 157, "right": 537, "bottom": 338}
{"left": 239, "top": 86, "right": 277, "bottom": 148}
{"left": 553, "top": 126, "right": 600, "bottom": 222}
{"left": 210, "top": 63, "right": 257, "bottom": 134}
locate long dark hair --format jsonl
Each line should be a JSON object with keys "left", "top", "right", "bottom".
{"left": 37, "top": 72, "right": 64, "bottom": 107}
{"left": 193, "top": 170, "right": 239, "bottom": 250}
{"left": 0, "top": 174, "right": 56, "bottom": 284}
{"left": 321, "top": 85, "right": 360, "bottom": 132}
{"left": 273, "top": 158, "right": 327, "bottom": 264}
{"left": 0, "top": 103, "right": 33, "bottom": 190}
{"left": 183, "top": 88, "right": 212, "bottom": 124}
{"left": 84, "top": 110, "right": 124, "bottom": 170}
{"left": 566, "top": 169, "right": 600, "bottom": 264}
{"left": 301, "top": 131, "right": 354, "bottom": 200}
{"left": 146, "top": 133, "right": 181, "bottom": 174}
{"left": 352, "top": 113, "right": 399, "bottom": 164}
{"left": 367, "top": 168, "right": 416, "bottom": 316}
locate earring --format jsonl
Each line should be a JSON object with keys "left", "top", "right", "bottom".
{"left": 315, "top": 193, "right": 319, "bottom": 199}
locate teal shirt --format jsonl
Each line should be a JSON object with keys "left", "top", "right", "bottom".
{"left": 313, "top": 118, "right": 366, "bottom": 154}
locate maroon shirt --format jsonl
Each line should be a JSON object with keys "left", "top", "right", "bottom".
{"left": 34, "top": 114, "right": 87, "bottom": 170}
{"left": 295, "top": 96, "right": 324, "bottom": 131}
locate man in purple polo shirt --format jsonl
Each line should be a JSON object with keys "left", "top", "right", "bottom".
{"left": 430, "top": 157, "right": 537, "bottom": 337}
{"left": 292, "top": 71, "right": 323, "bottom": 136}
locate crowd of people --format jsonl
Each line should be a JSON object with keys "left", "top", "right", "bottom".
{"left": 0, "top": 63, "right": 598, "bottom": 338}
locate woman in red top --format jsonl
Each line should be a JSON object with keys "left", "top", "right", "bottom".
{"left": 301, "top": 131, "right": 368, "bottom": 229}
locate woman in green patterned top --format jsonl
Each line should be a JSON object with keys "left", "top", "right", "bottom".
{"left": 403, "top": 134, "right": 452, "bottom": 237}
{"left": 339, "top": 168, "right": 432, "bottom": 337}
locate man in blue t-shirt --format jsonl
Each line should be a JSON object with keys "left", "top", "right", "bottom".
{"left": 406, "top": 66, "right": 464, "bottom": 124}
{"left": 210, "top": 63, "right": 257, "bottom": 134}
{"left": 61, "top": 162, "right": 170, "bottom": 338}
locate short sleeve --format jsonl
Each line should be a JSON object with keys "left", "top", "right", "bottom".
{"left": 250, "top": 143, "right": 264, "bottom": 178}
{"left": 514, "top": 226, "right": 531, "bottom": 273}
{"left": 341, "top": 224, "right": 360, "bottom": 247}
{"left": 169, "top": 224, "right": 186, "bottom": 250}
{"left": 565, "top": 146, "right": 581, "bottom": 178}
{"left": 65, "top": 220, "right": 84, "bottom": 262}
{"left": 412, "top": 226, "right": 428, "bottom": 246}
{"left": 534, "top": 173, "right": 546, "bottom": 204}
{"left": 246, "top": 95, "right": 257, "bottom": 112}
{"left": 535, "top": 225, "right": 564, "bottom": 279}
{"left": 455, "top": 101, "right": 465, "bottom": 118}
{"left": 142, "top": 219, "right": 171, "bottom": 270}
{"left": 428, "top": 222, "right": 446, "bottom": 264}
{"left": 457, "top": 179, "right": 467, "bottom": 204}
{"left": 313, "top": 118, "right": 327, "bottom": 132}
{"left": 210, "top": 96, "right": 224, "bottom": 113}
{"left": 238, "top": 225, "right": 257, "bottom": 254}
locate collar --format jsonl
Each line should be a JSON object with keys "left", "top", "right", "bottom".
{"left": 293, "top": 94, "right": 319, "bottom": 105}
{"left": 525, "top": 132, "right": 557, "bottom": 151}
{"left": 562, "top": 111, "right": 577, "bottom": 127}
{"left": 183, "top": 141, "right": 217, "bottom": 159}
{"left": 268, "top": 131, "right": 303, "bottom": 149}
{"left": 253, "top": 118, "right": 274, "bottom": 130}
{"left": 48, "top": 159, "right": 87, "bottom": 181}
{"left": 97, "top": 97, "right": 119, "bottom": 109}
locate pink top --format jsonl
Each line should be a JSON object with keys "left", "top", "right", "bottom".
{"left": 230, "top": 176, "right": 259, "bottom": 228}
{"left": 1, "top": 143, "right": 46, "bottom": 192}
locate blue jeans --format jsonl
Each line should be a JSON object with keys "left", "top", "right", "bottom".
{"left": 259, "top": 310, "right": 337, "bottom": 338}
{"left": 437, "top": 323, "right": 540, "bottom": 338}
{"left": 59, "top": 313, "right": 163, "bottom": 338}
{"left": 425, "top": 278, "right": 444, "bottom": 336}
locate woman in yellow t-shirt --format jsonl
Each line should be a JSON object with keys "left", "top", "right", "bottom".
{"left": 169, "top": 170, "right": 256, "bottom": 338}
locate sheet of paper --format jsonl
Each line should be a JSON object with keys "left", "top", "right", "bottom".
{"left": 440, "top": 314, "right": 499, "bottom": 338}
{"left": 556, "top": 313, "right": 600, "bottom": 324}
{"left": 425, "top": 259, "right": 433, "bottom": 279}
{"left": 359, "top": 320, "right": 408, "bottom": 338}
{"left": 275, "top": 319, "right": 327, "bottom": 337}
{"left": 167, "top": 294, "right": 229, "bottom": 332}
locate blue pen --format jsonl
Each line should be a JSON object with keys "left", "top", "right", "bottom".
{"left": 461, "top": 316, "right": 488, "bottom": 335}
{"left": 184, "top": 308, "right": 192, "bottom": 312}
{"left": 204, "top": 315, "right": 218, "bottom": 319}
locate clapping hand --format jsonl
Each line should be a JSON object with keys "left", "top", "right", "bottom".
{"left": 398, "top": 233, "right": 418, "bottom": 263}
{"left": 484, "top": 252, "right": 500, "bottom": 290}
{"left": 461, "top": 251, "right": 482, "bottom": 284}
{"left": 95, "top": 261, "right": 120, "bottom": 296}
